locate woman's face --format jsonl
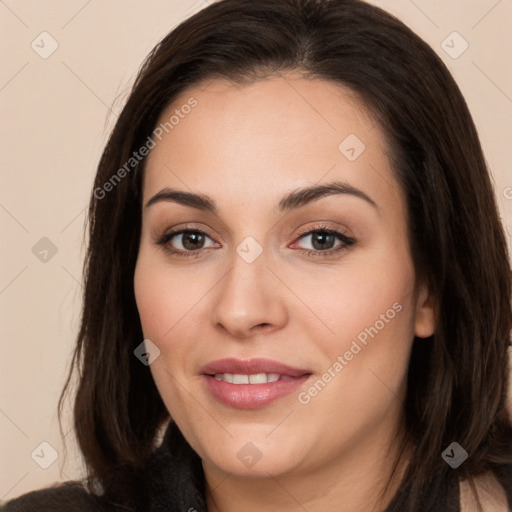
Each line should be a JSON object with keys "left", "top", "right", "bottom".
{"left": 134, "top": 74, "right": 435, "bottom": 479}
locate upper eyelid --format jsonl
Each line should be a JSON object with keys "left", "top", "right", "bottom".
{"left": 160, "top": 223, "right": 348, "bottom": 236}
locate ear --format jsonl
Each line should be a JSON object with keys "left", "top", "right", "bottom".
{"left": 413, "top": 281, "right": 436, "bottom": 338}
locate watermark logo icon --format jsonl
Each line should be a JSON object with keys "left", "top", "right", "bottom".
{"left": 441, "top": 32, "right": 469, "bottom": 59}
{"left": 31, "top": 32, "right": 59, "bottom": 59}
{"left": 236, "top": 236, "right": 263, "bottom": 264}
{"left": 32, "top": 237, "right": 58, "bottom": 263}
{"left": 31, "top": 441, "right": 58, "bottom": 469}
{"left": 237, "top": 442, "right": 262, "bottom": 468}
{"left": 339, "top": 134, "right": 366, "bottom": 161}
{"left": 441, "top": 442, "right": 468, "bottom": 468}
{"left": 134, "top": 339, "right": 161, "bottom": 366}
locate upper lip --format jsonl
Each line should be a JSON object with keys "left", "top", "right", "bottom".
{"left": 201, "top": 358, "right": 310, "bottom": 377}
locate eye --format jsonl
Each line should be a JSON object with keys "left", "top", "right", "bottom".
{"left": 292, "top": 225, "right": 356, "bottom": 257}
{"left": 154, "top": 228, "right": 217, "bottom": 257}
{"left": 154, "top": 224, "right": 356, "bottom": 259}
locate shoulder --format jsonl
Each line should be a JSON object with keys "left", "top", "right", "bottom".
{"left": 1, "top": 425, "right": 203, "bottom": 512}
{"left": 460, "top": 472, "right": 511, "bottom": 512}
{"left": 1, "top": 481, "right": 105, "bottom": 512}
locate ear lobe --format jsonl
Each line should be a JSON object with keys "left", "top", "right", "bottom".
{"left": 414, "top": 283, "right": 436, "bottom": 338}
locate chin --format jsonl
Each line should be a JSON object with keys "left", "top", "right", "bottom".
{"left": 208, "top": 450, "right": 303, "bottom": 478}
{"left": 199, "top": 432, "right": 308, "bottom": 478}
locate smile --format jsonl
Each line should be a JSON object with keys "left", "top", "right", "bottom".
{"left": 201, "top": 358, "right": 312, "bottom": 409}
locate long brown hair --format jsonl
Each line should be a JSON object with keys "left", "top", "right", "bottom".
{"left": 59, "top": 0, "right": 512, "bottom": 510}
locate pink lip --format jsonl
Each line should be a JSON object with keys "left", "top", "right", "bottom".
{"left": 201, "top": 358, "right": 309, "bottom": 377}
{"left": 201, "top": 358, "right": 312, "bottom": 409}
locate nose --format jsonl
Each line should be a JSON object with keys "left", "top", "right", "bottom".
{"left": 210, "top": 245, "right": 288, "bottom": 341}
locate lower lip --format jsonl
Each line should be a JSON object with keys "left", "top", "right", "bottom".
{"left": 202, "top": 374, "right": 311, "bottom": 409}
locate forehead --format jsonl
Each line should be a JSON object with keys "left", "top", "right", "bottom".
{"left": 142, "top": 74, "right": 400, "bottom": 214}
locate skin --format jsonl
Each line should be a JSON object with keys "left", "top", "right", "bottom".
{"left": 133, "top": 73, "right": 436, "bottom": 512}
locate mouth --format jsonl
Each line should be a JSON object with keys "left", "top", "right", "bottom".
{"left": 200, "top": 358, "right": 312, "bottom": 409}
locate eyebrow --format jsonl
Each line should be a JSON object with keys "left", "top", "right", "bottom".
{"left": 144, "top": 180, "right": 378, "bottom": 214}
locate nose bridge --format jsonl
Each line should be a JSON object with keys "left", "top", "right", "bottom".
{"left": 210, "top": 236, "right": 287, "bottom": 338}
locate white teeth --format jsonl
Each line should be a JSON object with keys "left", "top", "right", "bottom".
{"left": 213, "top": 373, "right": 283, "bottom": 384}
{"left": 249, "top": 373, "right": 267, "bottom": 384}
{"left": 232, "top": 374, "right": 249, "bottom": 384}
{"left": 214, "top": 373, "right": 236, "bottom": 383}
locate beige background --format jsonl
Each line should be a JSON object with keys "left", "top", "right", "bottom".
{"left": 1, "top": 0, "right": 511, "bottom": 502}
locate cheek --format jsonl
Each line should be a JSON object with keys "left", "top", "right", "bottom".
{"left": 133, "top": 252, "right": 215, "bottom": 401}
{"left": 134, "top": 261, "right": 169, "bottom": 339}
{"left": 134, "top": 251, "right": 207, "bottom": 340}
{"left": 133, "top": 256, "right": 192, "bottom": 398}
{"left": 287, "top": 245, "right": 415, "bottom": 352}
{"left": 288, "top": 242, "right": 418, "bottom": 420}
{"left": 321, "top": 260, "right": 416, "bottom": 403}
{"left": 134, "top": 257, "right": 199, "bottom": 418}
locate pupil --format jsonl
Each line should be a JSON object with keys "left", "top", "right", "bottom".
{"left": 313, "top": 232, "right": 334, "bottom": 250}
{"left": 183, "top": 232, "right": 203, "bottom": 250}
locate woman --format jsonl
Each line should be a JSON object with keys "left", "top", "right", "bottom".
{"left": 4, "top": 0, "right": 511, "bottom": 510}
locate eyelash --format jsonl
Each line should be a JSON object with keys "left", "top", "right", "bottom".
{"left": 153, "top": 224, "right": 356, "bottom": 259}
